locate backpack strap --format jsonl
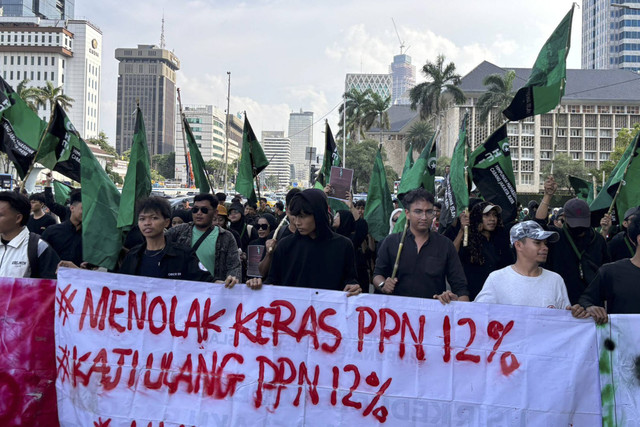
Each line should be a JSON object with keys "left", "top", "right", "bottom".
{"left": 27, "top": 232, "right": 40, "bottom": 278}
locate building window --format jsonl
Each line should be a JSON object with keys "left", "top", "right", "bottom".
{"left": 600, "top": 129, "right": 612, "bottom": 137}
{"left": 10, "top": 56, "right": 13, "bottom": 65}
{"left": 17, "top": 56, "right": 20, "bottom": 65}
{"left": 570, "top": 129, "right": 581, "bottom": 136}
{"left": 30, "top": 71, "right": 33, "bottom": 79}
{"left": 571, "top": 152, "right": 581, "bottom": 160}
{"left": 628, "top": 106, "right": 639, "bottom": 114}
{"left": 585, "top": 152, "right": 596, "bottom": 160}
{"left": 44, "top": 57, "right": 48, "bottom": 66}
{"left": 569, "top": 105, "right": 580, "bottom": 113}
{"left": 37, "top": 71, "right": 40, "bottom": 80}
{"left": 613, "top": 106, "right": 625, "bottom": 114}
{"left": 598, "top": 105, "right": 611, "bottom": 113}
{"left": 583, "top": 105, "right": 594, "bottom": 113}
{"left": 38, "top": 57, "right": 41, "bottom": 66}
{"left": 51, "top": 57, "right": 54, "bottom": 66}
{"left": 16, "top": 71, "right": 20, "bottom": 80}
{"left": 44, "top": 72, "right": 47, "bottom": 80}
{"left": 600, "top": 153, "right": 610, "bottom": 161}
{"left": 9, "top": 71, "right": 13, "bottom": 80}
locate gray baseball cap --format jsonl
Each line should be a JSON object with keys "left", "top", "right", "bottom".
{"left": 624, "top": 206, "right": 640, "bottom": 221}
{"left": 564, "top": 198, "right": 590, "bottom": 228}
{"left": 510, "top": 220, "right": 559, "bottom": 246}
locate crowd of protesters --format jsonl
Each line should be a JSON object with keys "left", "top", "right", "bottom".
{"left": 1, "top": 170, "right": 639, "bottom": 325}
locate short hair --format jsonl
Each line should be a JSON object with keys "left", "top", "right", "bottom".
{"left": 194, "top": 193, "right": 218, "bottom": 209}
{"left": 288, "top": 193, "right": 314, "bottom": 216}
{"left": 28, "top": 192, "right": 46, "bottom": 204}
{"left": 69, "top": 189, "right": 81, "bottom": 205}
{"left": 215, "top": 192, "right": 226, "bottom": 203}
{"left": 629, "top": 214, "right": 640, "bottom": 246}
{"left": 244, "top": 201, "right": 257, "bottom": 210}
{"left": 402, "top": 188, "right": 434, "bottom": 210}
{"left": 354, "top": 199, "right": 366, "bottom": 208}
{"left": 285, "top": 188, "right": 302, "bottom": 208}
{"left": 259, "top": 197, "right": 267, "bottom": 203}
{"left": 433, "top": 201, "right": 442, "bottom": 210}
{"left": 275, "top": 201, "right": 284, "bottom": 211}
{"left": 137, "top": 196, "right": 171, "bottom": 219}
{"left": 0, "top": 191, "right": 30, "bottom": 226}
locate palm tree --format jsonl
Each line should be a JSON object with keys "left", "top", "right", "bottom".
{"left": 38, "top": 81, "right": 74, "bottom": 112}
{"left": 338, "top": 88, "right": 370, "bottom": 142}
{"left": 409, "top": 54, "right": 466, "bottom": 121}
{"left": 363, "top": 91, "right": 391, "bottom": 141}
{"left": 404, "top": 120, "right": 435, "bottom": 153}
{"left": 476, "top": 70, "right": 516, "bottom": 125}
{"left": 16, "top": 79, "right": 42, "bottom": 113}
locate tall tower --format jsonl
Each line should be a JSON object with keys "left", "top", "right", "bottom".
{"left": 115, "top": 44, "right": 180, "bottom": 155}
{"left": 287, "top": 109, "right": 313, "bottom": 184}
{"left": 0, "top": 0, "right": 74, "bottom": 19}
{"left": 390, "top": 54, "right": 415, "bottom": 105}
{"left": 582, "top": 0, "right": 640, "bottom": 72}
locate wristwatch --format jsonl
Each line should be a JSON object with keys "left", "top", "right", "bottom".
{"left": 376, "top": 280, "right": 385, "bottom": 290}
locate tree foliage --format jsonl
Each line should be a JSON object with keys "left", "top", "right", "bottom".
{"left": 476, "top": 70, "right": 516, "bottom": 125}
{"left": 38, "top": 80, "right": 74, "bottom": 112}
{"left": 409, "top": 54, "right": 465, "bottom": 120}
{"left": 542, "top": 153, "right": 589, "bottom": 190}
{"left": 86, "top": 131, "right": 118, "bottom": 159}
{"left": 436, "top": 156, "right": 451, "bottom": 177}
{"left": 338, "top": 88, "right": 391, "bottom": 143}
{"left": 152, "top": 152, "right": 175, "bottom": 180}
{"left": 346, "top": 138, "right": 393, "bottom": 192}
{"left": 405, "top": 120, "right": 435, "bottom": 153}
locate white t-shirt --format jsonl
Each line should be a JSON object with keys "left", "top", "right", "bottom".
{"left": 474, "top": 266, "right": 571, "bottom": 309}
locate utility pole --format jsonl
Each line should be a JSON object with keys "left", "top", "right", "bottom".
{"left": 223, "top": 71, "right": 231, "bottom": 193}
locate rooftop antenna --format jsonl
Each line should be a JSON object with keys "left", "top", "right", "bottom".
{"left": 160, "top": 12, "right": 166, "bottom": 49}
{"left": 392, "top": 18, "right": 410, "bottom": 55}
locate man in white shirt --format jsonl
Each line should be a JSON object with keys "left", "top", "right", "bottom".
{"left": 0, "top": 191, "right": 59, "bottom": 279}
{"left": 475, "top": 220, "right": 588, "bottom": 318}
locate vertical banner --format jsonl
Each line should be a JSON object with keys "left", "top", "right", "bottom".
{"left": 54, "top": 269, "right": 602, "bottom": 426}
{"left": 0, "top": 277, "right": 59, "bottom": 425}
{"left": 597, "top": 315, "right": 640, "bottom": 427}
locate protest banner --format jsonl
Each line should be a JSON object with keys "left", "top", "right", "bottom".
{"left": 597, "top": 315, "right": 640, "bottom": 427}
{"left": 54, "top": 268, "right": 602, "bottom": 426}
{"left": 0, "top": 277, "right": 59, "bottom": 425}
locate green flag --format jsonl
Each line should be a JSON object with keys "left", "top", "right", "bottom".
{"left": 364, "top": 147, "right": 393, "bottom": 242}
{"left": 81, "top": 139, "right": 123, "bottom": 269}
{"left": 614, "top": 138, "right": 640, "bottom": 220}
{"left": 469, "top": 124, "right": 518, "bottom": 223}
{"left": 503, "top": 6, "right": 574, "bottom": 121}
{"left": 568, "top": 175, "right": 595, "bottom": 204}
{"left": 52, "top": 180, "right": 73, "bottom": 205}
{"left": 38, "top": 103, "right": 83, "bottom": 183}
{"left": 397, "top": 132, "right": 437, "bottom": 196}
{"left": 317, "top": 121, "right": 341, "bottom": 187}
{"left": 401, "top": 143, "right": 414, "bottom": 180}
{"left": 441, "top": 114, "right": 470, "bottom": 228}
{"left": 235, "top": 114, "right": 269, "bottom": 202}
{"left": 590, "top": 132, "right": 640, "bottom": 216}
{"left": 117, "top": 106, "right": 152, "bottom": 229}
{"left": 183, "top": 114, "right": 210, "bottom": 194}
{"left": 0, "top": 76, "right": 48, "bottom": 178}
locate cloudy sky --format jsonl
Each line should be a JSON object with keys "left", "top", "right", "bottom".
{"left": 76, "top": 0, "right": 581, "bottom": 150}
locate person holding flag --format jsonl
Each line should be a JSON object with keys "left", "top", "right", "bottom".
{"left": 373, "top": 188, "right": 469, "bottom": 303}
{"left": 607, "top": 207, "right": 639, "bottom": 262}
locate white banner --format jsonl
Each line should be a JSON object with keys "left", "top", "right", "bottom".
{"left": 55, "top": 268, "right": 602, "bottom": 426}
{"left": 597, "top": 315, "right": 640, "bottom": 426}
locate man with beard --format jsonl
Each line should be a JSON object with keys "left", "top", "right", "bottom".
{"left": 248, "top": 189, "right": 361, "bottom": 295}
{"left": 535, "top": 176, "right": 610, "bottom": 304}
{"left": 606, "top": 206, "right": 639, "bottom": 261}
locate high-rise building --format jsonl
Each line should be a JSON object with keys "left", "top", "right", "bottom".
{"left": 390, "top": 54, "right": 415, "bottom": 105}
{"left": 115, "top": 44, "right": 180, "bottom": 156}
{"left": 345, "top": 73, "right": 392, "bottom": 99}
{"left": 225, "top": 113, "right": 241, "bottom": 164}
{"left": 287, "top": 109, "right": 313, "bottom": 184}
{"left": 174, "top": 105, "right": 226, "bottom": 185}
{"left": 0, "top": 0, "right": 74, "bottom": 20}
{"left": 260, "top": 130, "right": 291, "bottom": 189}
{"left": 0, "top": 17, "right": 101, "bottom": 138}
{"left": 582, "top": 0, "right": 640, "bottom": 72}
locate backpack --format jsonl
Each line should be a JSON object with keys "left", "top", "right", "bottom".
{"left": 27, "top": 232, "right": 41, "bottom": 278}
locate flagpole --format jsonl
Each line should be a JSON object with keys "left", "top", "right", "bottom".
{"left": 606, "top": 139, "right": 639, "bottom": 216}
{"left": 20, "top": 102, "right": 57, "bottom": 192}
{"left": 176, "top": 88, "right": 194, "bottom": 189}
{"left": 462, "top": 112, "right": 470, "bottom": 247}
{"left": 342, "top": 94, "right": 346, "bottom": 168}
{"left": 244, "top": 111, "right": 261, "bottom": 200}
{"left": 391, "top": 215, "right": 409, "bottom": 280}
{"left": 223, "top": 71, "right": 231, "bottom": 193}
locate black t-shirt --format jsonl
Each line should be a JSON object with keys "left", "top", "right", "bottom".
{"left": 138, "top": 249, "right": 165, "bottom": 278}
{"left": 27, "top": 214, "right": 57, "bottom": 235}
{"left": 579, "top": 259, "right": 640, "bottom": 314}
{"left": 607, "top": 231, "right": 635, "bottom": 262}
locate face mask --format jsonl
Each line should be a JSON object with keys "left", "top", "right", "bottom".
{"left": 567, "top": 225, "right": 589, "bottom": 237}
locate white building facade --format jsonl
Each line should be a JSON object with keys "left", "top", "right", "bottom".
{"left": 260, "top": 130, "right": 291, "bottom": 189}
{"left": 0, "top": 17, "right": 101, "bottom": 138}
{"left": 287, "top": 109, "right": 313, "bottom": 184}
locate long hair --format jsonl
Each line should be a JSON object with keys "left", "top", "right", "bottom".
{"left": 468, "top": 201, "right": 504, "bottom": 265}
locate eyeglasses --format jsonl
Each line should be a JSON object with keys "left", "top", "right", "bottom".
{"left": 410, "top": 209, "right": 435, "bottom": 217}
{"left": 191, "top": 206, "right": 209, "bottom": 214}
{"left": 257, "top": 223, "right": 270, "bottom": 230}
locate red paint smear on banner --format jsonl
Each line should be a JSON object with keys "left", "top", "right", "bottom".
{"left": 0, "top": 277, "right": 58, "bottom": 426}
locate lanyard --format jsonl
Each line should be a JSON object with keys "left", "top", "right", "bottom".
{"left": 625, "top": 235, "right": 635, "bottom": 257}
{"left": 240, "top": 223, "right": 247, "bottom": 239}
{"left": 562, "top": 225, "right": 585, "bottom": 280}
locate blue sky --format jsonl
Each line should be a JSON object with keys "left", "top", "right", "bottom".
{"left": 76, "top": 0, "right": 581, "bottom": 150}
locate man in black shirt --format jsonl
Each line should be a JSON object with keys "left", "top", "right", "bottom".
{"left": 373, "top": 188, "right": 469, "bottom": 303}
{"left": 27, "top": 192, "right": 56, "bottom": 235}
{"left": 607, "top": 206, "right": 638, "bottom": 261}
{"left": 42, "top": 189, "right": 83, "bottom": 266}
{"left": 535, "top": 176, "right": 610, "bottom": 304}
{"left": 579, "top": 214, "right": 640, "bottom": 323}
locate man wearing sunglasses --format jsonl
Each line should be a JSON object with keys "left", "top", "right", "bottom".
{"left": 166, "top": 193, "right": 243, "bottom": 288}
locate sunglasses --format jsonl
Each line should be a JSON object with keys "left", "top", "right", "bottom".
{"left": 257, "top": 223, "right": 270, "bottom": 230}
{"left": 191, "top": 206, "right": 210, "bottom": 214}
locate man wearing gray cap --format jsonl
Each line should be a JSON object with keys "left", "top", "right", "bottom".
{"left": 475, "top": 221, "right": 588, "bottom": 318}
{"left": 535, "top": 176, "right": 610, "bottom": 304}
{"left": 607, "top": 206, "right": 639, "bottom": 261}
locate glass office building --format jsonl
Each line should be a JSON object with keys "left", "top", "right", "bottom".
{"left": 0, "top": 0, "right": 74, "bottom": 20}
